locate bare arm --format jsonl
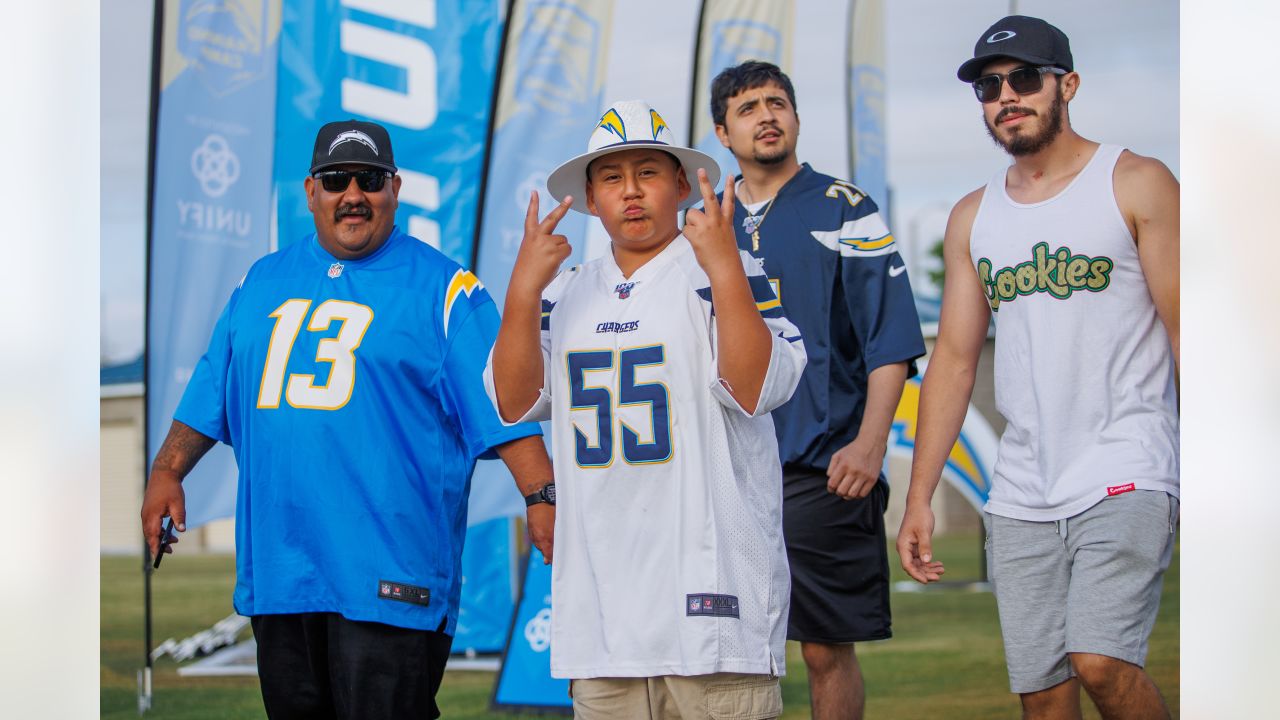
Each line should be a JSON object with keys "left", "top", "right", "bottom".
{"left": 897, "top": 189, "right": 991, "bottom": 583}
{"left": 494, "top": 435, "right": 557, "bottom": 564}
{"left": 684, "top": 171, "right": 773, "bottom": 414}
{"left": 491, "top": 192, "right": 573, "bottom": 422}
{"left": 827, "top": 361, "right": 908, "bottom": 499}
{"left": 1116, "top": 151, "right": 1180, "bottom": 373}
{"left": 140, "top": 420, "right": 216, "bottom": 558}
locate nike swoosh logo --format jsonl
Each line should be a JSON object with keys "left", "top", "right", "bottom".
{"left": 889, "top": 264, "right": 907, "bottom": 277}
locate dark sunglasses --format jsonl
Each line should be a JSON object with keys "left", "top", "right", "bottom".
{"left": 313, "top": 168, "right": 392, "bottom": 193}
{"left": 972, "top": 65, "right": 1067, "bottom": 103}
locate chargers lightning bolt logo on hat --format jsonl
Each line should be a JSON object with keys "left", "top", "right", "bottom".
{"left": 597, "top": 108, "right": 627, "bottom": 142}
{"left": 328, "top": 130, "right": 379, "bottom": 157}
{"left": 650, "top": 109, "right": 668, "bottom": 140}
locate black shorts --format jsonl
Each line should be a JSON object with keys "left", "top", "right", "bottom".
{"left": 251, "top": 612, "right": 453, "bottom": 720}
{"left": 782, "top": 468, "right": 892, "bottom": 643}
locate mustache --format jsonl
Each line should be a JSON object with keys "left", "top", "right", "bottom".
{"left": 995, "top": 106, "right": 1037, "bottom": 123}
{"left": 335, "top": 203, "right": 370, "bottom": 221}
{"left": 755, "top": 123, "right": 782, "bottom": 139}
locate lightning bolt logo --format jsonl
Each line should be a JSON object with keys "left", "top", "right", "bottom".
{"left": 891, "top": 379, "right": 991, "bottom": 499}
{"left": 443, "top": 269, "right": 484, "bottom": 337}
{"left": 650, "top": 109, "right": 668, "bottom": 140}
{"left": 597, "top": 108, "right": 627, "bottom": 142}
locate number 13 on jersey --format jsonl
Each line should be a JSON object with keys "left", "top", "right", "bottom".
{"left": 257, "top": 299, "right": 374, "bottom": 411}
{"left": 568, "top": 345, "right": 673, "bottom": 467}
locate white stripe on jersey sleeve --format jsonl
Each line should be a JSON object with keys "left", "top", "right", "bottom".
{"left": 809, "top": 214, "right": 897, "bottom": 257}
{"left": 483, "top": 345, "right": 552, "bottom": 425}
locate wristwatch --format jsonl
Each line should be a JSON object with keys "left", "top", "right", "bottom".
{"left": 524, "top": 483, "right": 556, "bottom": 507}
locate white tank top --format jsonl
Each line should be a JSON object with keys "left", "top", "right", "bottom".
{"left": 969, "top": 144, "right": 1178, "bottom": 521}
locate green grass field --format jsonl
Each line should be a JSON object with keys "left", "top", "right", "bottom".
{"left": 102, "top": 535, "right": 1178, "bottom": 719}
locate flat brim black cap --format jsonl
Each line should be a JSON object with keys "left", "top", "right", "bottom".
{"left": 957, "top": 15, "right": 1073, "bottom": 82}
{"left": 310, "top": 119, "right": 397, "bottom": 174}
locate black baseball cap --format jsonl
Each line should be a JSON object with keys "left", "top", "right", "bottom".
{"left": 309, "top": 119, "right": 397, "bottom": 174}
{"left": 957, "top": 15, "right": 1073, "bottom": 83}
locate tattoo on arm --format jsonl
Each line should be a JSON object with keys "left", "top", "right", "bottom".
{"left": 151, "top": 420, "right": 216, "bottom": 479}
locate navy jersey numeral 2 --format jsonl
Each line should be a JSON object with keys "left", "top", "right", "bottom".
{"left": 567, "top": 345, "right": 672, "bottom": 467}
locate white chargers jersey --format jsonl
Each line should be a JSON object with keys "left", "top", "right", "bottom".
{"left": 485, "top": 235, "right": 806, "bottom": 679}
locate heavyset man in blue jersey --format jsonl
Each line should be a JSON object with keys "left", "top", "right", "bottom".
{"left": 712, "top": 62, "right": 926, "bottom": 720}
{"left": 140, "top": 120, "right": 555, "bottom": 720}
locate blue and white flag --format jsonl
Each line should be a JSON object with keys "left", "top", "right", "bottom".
{"left": 147, "top": 0, "right": 282, "bottom": 528}
{"left": 474, "top": 0, "right": 614, "bottom": 306}
{"left": 272, "top": 0, "right": 504, "bottom": 266}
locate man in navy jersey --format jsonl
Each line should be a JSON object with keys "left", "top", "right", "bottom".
{"left": 712, "top": 61, "right": 926, "bottom": 720}
{"left": 140, "top": 119, "right": 554, "bottom": 720}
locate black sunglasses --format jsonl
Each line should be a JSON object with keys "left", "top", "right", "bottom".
{"left": 313, "top": 168, "right": 392, "bottom": 193}
{"left": 972, "top": 65, "right": 1067, "bottom": 103}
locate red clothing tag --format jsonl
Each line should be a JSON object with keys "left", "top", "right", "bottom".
{"left": 1107, "top": 483, "right": 1136, "bottom": 496}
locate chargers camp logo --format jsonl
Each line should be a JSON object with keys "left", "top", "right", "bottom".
{"left": 443, "top": 269, "right": 484, "bottom": 336}
{"left": 179, "top": 0, "right": 270, "bottom": 97}
{"left": 977, "top": 242, "right": 1113, "bottom": 312}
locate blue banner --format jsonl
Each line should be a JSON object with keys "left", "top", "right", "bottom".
{"left": 272, "top": 0, "right": 504, "bottom": 267}
{"left": 690, "top": 0, "right": 794, "bottom": 181}
{"left": 453, "top": 517, "right": 516, "bottom": 654}
{"left": 474, "top": 0, "right": 613, "bottom": 306}
{"left": 147, "top": 0, "right": 282, "bottom": 528}
{"left": 492, "top": 547, "right": 571, "bottom": 712}
{"left": 468, "top": 0, "right": 614, "bottom": 528}
{"left": 849, "top": 0, "right": 888, "bottom": 206}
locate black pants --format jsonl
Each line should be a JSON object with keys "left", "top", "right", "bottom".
{"left": 251, "top": 613, "right": 453, "bottom": 720}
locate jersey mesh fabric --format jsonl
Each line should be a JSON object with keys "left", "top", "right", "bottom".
{"left": 485, "top": 235, "right": 804, "bottom": 678}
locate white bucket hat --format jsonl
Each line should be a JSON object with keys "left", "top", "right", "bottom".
{"left": 546, "top": 100, "right": 721, "bottom": 214}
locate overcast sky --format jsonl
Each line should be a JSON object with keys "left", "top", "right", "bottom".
{"left": 100, "top": 0, "right": 1179, "bottom": 363}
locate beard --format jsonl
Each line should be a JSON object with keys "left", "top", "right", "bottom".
{"left": 748, "top": 126, "right": 792, "bottom": 165}
{"left": 753, "top": 143, "right": 791, "bottom": 165}
{"left": 985, "top": 86, "right": 1066, "bottom": 156}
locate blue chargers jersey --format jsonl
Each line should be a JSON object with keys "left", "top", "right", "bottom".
{"left": 174, "top": 226, "right": 540, "bottom": 633}
{"left": 722, "top": 164, "right": 926, "bottom": 472}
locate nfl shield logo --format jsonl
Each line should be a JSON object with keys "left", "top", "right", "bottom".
{"left": 328, "top": 262, "right": 344, "bottom": 278}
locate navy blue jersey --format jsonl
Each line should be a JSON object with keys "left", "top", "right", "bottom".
{"left": 721, "top": 164, "right": 925, "bottom": 472}
{"left": 175, "top": 226, "right": 540, "bottom": 633}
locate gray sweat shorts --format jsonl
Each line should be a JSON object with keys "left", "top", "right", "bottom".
{"left": 984, "top": 490, "right": 1178, "bottom": 694}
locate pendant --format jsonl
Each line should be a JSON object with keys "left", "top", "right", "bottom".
{"left": 743, "top": 214, "right": 763, "bottom": 235}
{"left": 751, "top": 231, "right": 760, "bottom": 252}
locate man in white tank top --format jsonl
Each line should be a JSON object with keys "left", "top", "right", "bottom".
{"left": 896, "top": 15, "right": 1179, "bottom": 720}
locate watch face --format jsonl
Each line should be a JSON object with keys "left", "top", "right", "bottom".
{"left": 544, "top": 484, "right": 556, "bottom": 504}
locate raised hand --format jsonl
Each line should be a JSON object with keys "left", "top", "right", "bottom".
{"left": 682, "top": 169, "right": 740, "bottom": 277}
{"left": 509, "top": 190, "right": 573, "bottom": 300}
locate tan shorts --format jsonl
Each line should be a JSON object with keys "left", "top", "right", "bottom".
{"left": 570, "top": 672, "right": 782, "bottom": 720}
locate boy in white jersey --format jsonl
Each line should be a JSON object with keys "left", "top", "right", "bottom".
{"left": 486, "top": 100, "right": 806, "bottom": 719}
{"left": 896, "top": 16, "right": 1180, "bottom": 720}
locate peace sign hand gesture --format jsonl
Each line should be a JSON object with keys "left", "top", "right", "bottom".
{"left": 681, "top": 170, "right": 740, "bottom": 279}
{"left": 509, "top": 190, "right": 574, "bottom": 301}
